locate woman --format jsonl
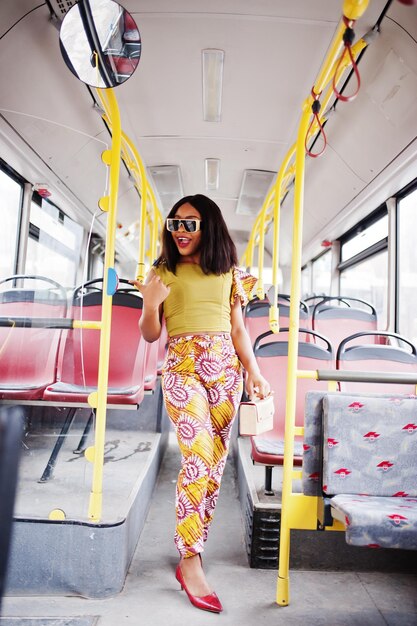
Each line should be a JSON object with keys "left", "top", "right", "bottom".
{"left": 131, "top": 194, "right": 270, "bottom": 613}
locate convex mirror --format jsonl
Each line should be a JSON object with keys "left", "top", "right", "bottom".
{"left": 59, "top": 0, "right": 141, "bottom": 88}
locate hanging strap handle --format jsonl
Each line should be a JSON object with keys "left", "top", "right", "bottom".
{"left": 333, "top": 16, "right": 361, "bottom": 102}
{"left": 305, "top": 89, "right": 327, "bottom": 158}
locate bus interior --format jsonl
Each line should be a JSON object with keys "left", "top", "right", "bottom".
{"left": 0, "top": 0, "right": 417, "bottom": 623}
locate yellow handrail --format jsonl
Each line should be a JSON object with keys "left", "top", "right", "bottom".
{"left": 82, "top": 88, "right": 163, "bottom": 522}
{"left": 87, "top": 87, "right": 122, "bottom": 522}
{"left": 243, "top": 24, "right": 368, "bottom": 332}
{"left": 276, "top": 0, "right": 369, "bottom": 605}
{"left": 120, "top": 132, "right": 149, "bottom": 281}
{"left": 269, "top": 153, "right": 296, "bottom": 332}
{"left": 95, "top": 89, "right": 164, "bottom": 277}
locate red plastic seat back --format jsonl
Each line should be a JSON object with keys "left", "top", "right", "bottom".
{"left": 312, "top": 297, "right": 377, "bottom": 351}
{"left": 57, "top": 291, "right": 144, "bottom": 389}
{"left": 253, "top": 330, "right": 333, "bottom": 443}
{"left": 337, "top": 331, "right": 417, "bottom": 394}
{"left": 244, "top": 296, "right": 310, "bottom": 347}
{"left": 0, "top": 280, "right": 67, "bottom": 399}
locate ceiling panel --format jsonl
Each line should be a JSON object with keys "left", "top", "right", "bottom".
{"left": 0, "top": 0, "right": 415, "bottom": 271}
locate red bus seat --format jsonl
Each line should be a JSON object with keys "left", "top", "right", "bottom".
{"left": 244, "top": 295, "right": 310, "bottom": 347}
{"left": 106, "top": 281, "right": 159, "bottom": 392}
{"left": 304, "top": 295, "right": 327, "bottom": 327}
{"left": 43, "top": 286, "right": 146, "bottom": 405}
{"left": 39, "top": 280, "right": 149, "bottom": 481}
{"left": 312, "top": 296, "right": 377, "bottom": 351}
{"left": 248, "top": 329, "right": 333, "bottom": 494}
{"left": 0, "top": 275, "right": 67, "bottom": 400}
{"left": 157, "top": 321, "right": 168, "bottom": 376}
{"left": 337, "top": 331, "right": 417, "bottom": 394}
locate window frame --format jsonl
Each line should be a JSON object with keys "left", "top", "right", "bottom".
{"left": 395, "top": 177, "right": 417, "bottom": 338}
{"left": 338, "top": 205, "right": 388, "bottom": 272}
{"left": 0, "top": 159, "right": 25, "bottom": 278}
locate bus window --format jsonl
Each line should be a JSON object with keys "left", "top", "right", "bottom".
{"left": 25, "top": 198, "right": 83, "bottom": 288}
{"left": 301, "top": 264, "right": 311, "bottom": 298}
{"left": 341, "top": 214, "right": 388, "bottom": 262}
{"left": 339, "top": 211, "right": 388, "bottom": 328}
{"left": 311, "top": 250, "right": 331, "bottom": 295}
{"left": 339, "top": 250, "right": 388, "bottom": 329}
{"left": 89, "top": 236, "right": 105, "bottom": 280}
{"left": 398, "top": 186, "right": 417, "bottom": 345}
{"left": 0, "top": 167, "right": 22, "bottom": 279}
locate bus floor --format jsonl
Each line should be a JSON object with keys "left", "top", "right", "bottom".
{"left": 2, "top": 434, "right": 417, "bottom": 626}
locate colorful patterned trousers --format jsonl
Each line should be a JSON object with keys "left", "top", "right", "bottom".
{"left": 161, "top": 334, "right": 243, "bottom": 558}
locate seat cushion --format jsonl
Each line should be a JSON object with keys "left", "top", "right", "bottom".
{"left": 43, "top": 381, "right": 143, "bottom": 404}
{"left": 331, "top": 494, "right": 417, "bottom": 550}
{"left": 322, "top": 394, "right": 417, "bottom": 496}
{"left": 251, "top": 436, "right": 303, "bottom": 466}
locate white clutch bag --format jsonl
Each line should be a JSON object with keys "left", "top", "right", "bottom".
{"left": 239, "top": 394, "right": 274, "bottom": 436}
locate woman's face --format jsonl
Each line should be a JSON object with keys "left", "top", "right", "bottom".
{"left": 169, "top": 202, "right": 202, "bottom": 263}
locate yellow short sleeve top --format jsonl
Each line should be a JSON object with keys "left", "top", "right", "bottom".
{"left": 153, "top": 263, "right": 257, "bottom": 337}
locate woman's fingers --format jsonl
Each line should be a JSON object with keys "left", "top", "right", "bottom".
{"left": 129, "top": 279, "right": 142, "bottom": 289}
{"left": 130, "top": 275, "right": 170, "bottom": 307}
{"left": 246, "top": 374, "right": 271, "bottom": 400}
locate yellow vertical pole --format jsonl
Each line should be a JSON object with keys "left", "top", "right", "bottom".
{"left": 87, "top": 87, "right": 121, "bottom": 522}
{"left": 276, "top": 99, "right": 311, "bottom": 606}
{"left": 256, "top": 189, "right": 275, "bottom": 299}
{"left": 121, "top": 132, "right": 149, "bottom": 281}
{"left": 245, "top": 221, "right": 258, "bottom": 270}
{"left": 148, "top": 188, "right": 161, "bottom": 261}
{"left": 269, "top": 148, "right": 295, "bottom": 333}
{"left": 276, "top": 0, "right": 370, "bottom": 604}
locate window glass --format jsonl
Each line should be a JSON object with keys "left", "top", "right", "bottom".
{"left": 398, "top": 187, "right": 417, "bottom": 345}
{"left": 0, "top": 169, "right": 22, "bottom": 279}
{"left": 90, "top": 253, "right": 104, "bottom": 281}
{"left": 341, "top": 214, "right": 388, "bottom": 262}
{"left": 301, "top": 265, "right": 311, "bottom": 299}
{"left": 311, "top": 251, "right": 331, "bottom": 295}
{"left": 248, "top": 266, "right": 278, "bottom": 297}
{"left": 25, "top": 199, "right": 83, "bottom": 288}
{"left": 339, "top": 250, "right": 387, "bottom": 328}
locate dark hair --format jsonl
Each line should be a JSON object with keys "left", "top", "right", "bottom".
{"left": 154, "top": 194, "right": 238, "bottom": 274}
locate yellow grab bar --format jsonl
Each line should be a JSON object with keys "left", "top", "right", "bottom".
{"left": 88, "top": 87, "right": 121, "bottom": 522}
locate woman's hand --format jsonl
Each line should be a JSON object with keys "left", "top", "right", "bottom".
{"left": 129, "top": 272, "right": 170, "bottom": 343}
{"left": 130, "top": 273, "right": 170, "bottom": 308}
{"left": 245, "top": 370, "right": 271, "bottom": 401}
{"left": 229, "top": 298, "right": 271, "bottom": 400}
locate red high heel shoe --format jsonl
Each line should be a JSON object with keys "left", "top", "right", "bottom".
{"left": 175, "top": 564, "right": 223, "bottom": 613}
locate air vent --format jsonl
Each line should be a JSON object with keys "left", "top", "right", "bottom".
{"left": 147, "top": 165, "right": 184, "bottom": 215}
{"left": 236, "top": 169, "right": 276, "bottom": 216}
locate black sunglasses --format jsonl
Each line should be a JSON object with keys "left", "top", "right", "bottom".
{"left": 166, "top": 218, "right": 202, "bottom": 233}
